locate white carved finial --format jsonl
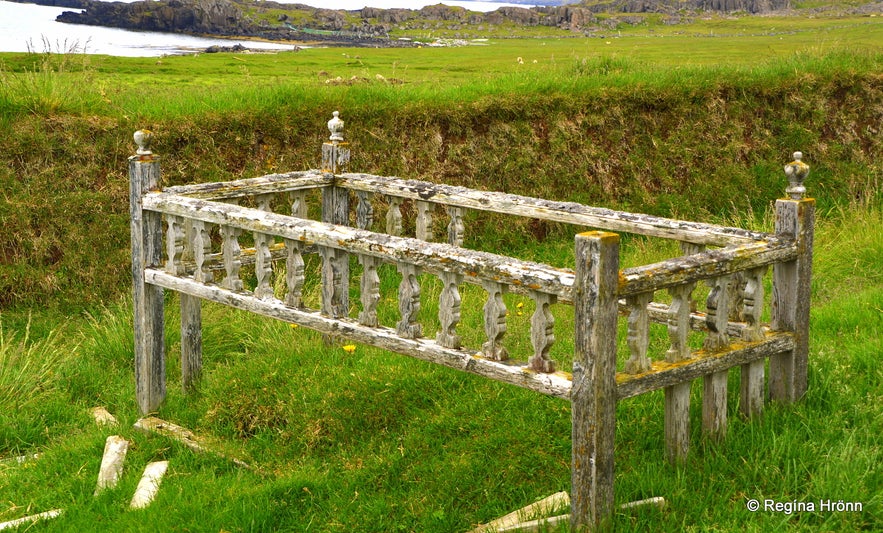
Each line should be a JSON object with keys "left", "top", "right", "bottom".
{"left": 133, "top": 129, "right": 153, "bottom": 155}
{"left": 327, "top": 111, "right": 344, "bottom": 142}
{"left": 784, "top": 151, "right": 809, "bottom": 200}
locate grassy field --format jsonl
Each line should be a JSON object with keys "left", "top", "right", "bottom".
{"left": 1, "top": 8, "right": 882, "bottom": 532}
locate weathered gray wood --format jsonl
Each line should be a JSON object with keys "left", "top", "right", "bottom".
{"left": 416, "top": 200, "right": 434, "bottom": 241}
{"left": 740, "top": 359, "right": 765, "bottom": 418}
{"left": 358, "top": 254, "right": 381, "bottom": 327}
{"left": 284, "top": 238, "right": 305, "bottom": 308}
{"left": 336, "top": 173, "right": 771, "bottom": 246}
{"left": 468, "top": 492, "right": 570, "bottom": 533}
{"left": 571, "top": 231, "right": 619, "bottom": 531}
{"left": 180, "top": 293, "right": 202, "bottom": 391}
{"left": 620, "top": 238, "right": 797, "bottom": 297}
{"left": 741, "top": 266, "right": 767, "bottom": 342}
{"left": 624, "top": 292, "right": 653, "bottom": 374}
{"left": 130, "top": 149, "right": 165, "bottom": 415}
{"left": 145, "top": 269, "right": 575, "bottom": 399}
{"left": 191, "top": 219, "right": 213, "bottom": 284}
{"left": 94, "top": 435, "right": 129, "bottom": 495}
{"left": 253, "top": 232, "right": 275, "bottom": 300}
{"left": 90, "top": 406, "right": 119, "bottom": 428}
{"left": 143, "top": 194, "right": 576, "bottom": 301}
{"left": 482, "top": 280, "right": 508, "bottom": 361}
{"left": 290, "top": 189, "right": 308, "bottom": 219}
{"left": 129, "top": 460, "right": 169, "bottom": 510}
{"left": 0, "top": 510, "right": 63, "bottom": 531}
{"left": 322, "top": 184, "right": 350, "bottom": 319}
{"left": 356, "top": 190, "right": 373, "bottom": 230}
{"left": 396, "top": 263, "right": 423, "bottom": 339}
{"left": 665, "top": 381, "right": 691, "bottom": 465}
{"left": 219, "top": 225, "right": 244, "bottom": 291}
{"left": 164, "top": 214, "right": 185, "bottom": 275}
{"left": 703, "top": 275, "right": 732, "bottom": 352}
{"left": 702, "top": 370, "right": 728, "bottom": 442}
{"left": 133, "top": 416, "right": 251, "bottom": 468}
{"left": 162, "top": 171, "right": 329, "bottom": 200}
{"left": 617, "top": 333, "right": 794, "bottom": 399}
{"left": 528, "top": 291, "right": 556, "bottom": 373}
{"left": 770, "top": 197, "right": 814, "bottom": 403}
{"left": 447, "top": 205, "right": 465, "bottom": 247}
{"left": 255, "top": 193, "right": 273, "bottom": 212}
{"left": 436, "top": 271, "right": 463, "bottom": 349}
{"left": 322, "top": 140, "right": 350, "bottom": 174}
{"left": 664, "top": 281, "right": 694, "bottom": 465}
{"left": 386, "top": 195, "right": 403, "bottom": 236}
{"left": 666, "top": 283, "right": 695, "bottom": 363}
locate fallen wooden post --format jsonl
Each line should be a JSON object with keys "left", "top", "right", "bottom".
{"left": 134, "top": 416, "right": 252, "bottom": 469}
{"left": 129, "top": 460, "right": 169, "bottom": 510}
{"left": 0, "top": 509, "right": 63, "bottom": 531}
{"left": 468, "top": 492, "right": 570, "bottom": 533}
{"left": 90, "top": 406, "right": 119, "bottom": 428}
{"left": 95, "top": 435, "right": 129, "bottom": 495}
{"left": 471, "top": 493, "right": 667, "bottom": 533}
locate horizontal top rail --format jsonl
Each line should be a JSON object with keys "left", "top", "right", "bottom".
{"left": 143, "top": 192, "right": 576, "bottom": 299}
{"left": 618, "top": 237, "right": 797, "bottom": 296}
{"left": 336, "top": 173, "right": 772, "bottom": 246}
{"left": 162, "top": 171, "right": 330, "bottom": 200}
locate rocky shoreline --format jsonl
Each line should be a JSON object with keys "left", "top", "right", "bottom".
{"left": 11, "top": 0, "right": 864, "bottom": 49}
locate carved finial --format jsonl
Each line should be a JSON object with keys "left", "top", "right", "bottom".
{"left": 133, "top": 129, "right": 153, "bottom": 155}
{"left": 327, "top": 111, "right": 344, "bottom": 142}
{"left": 784, "top": 151, "right": 809, "bottom": 200}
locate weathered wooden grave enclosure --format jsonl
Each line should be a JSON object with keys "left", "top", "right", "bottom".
{"left": 129, "top": 114, "right": 814, "bottom": 530}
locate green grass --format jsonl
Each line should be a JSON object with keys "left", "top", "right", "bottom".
{"left": 0, "top": 9, "right": 882, "bottom": 531}
{"left": 1, "top": 197, "right": 881, "bottom": 532}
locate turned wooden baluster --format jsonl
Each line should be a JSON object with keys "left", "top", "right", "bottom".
{"left": 290, "top": 190, "right": 307, "bottom": 219}
{"left": 396, "top": 263, "right": 422, "bottom": 339}
{"left": 665, "top": 281, "right": 695, "bottom": 464}
{"left": 703, "top": 277, "right": 733, "bottom": 442}
{"left": 436, "top": 272, "right": 463, "bottom": 349}
{"left": 624, "top": 292, "right": 653, "bottom": 374}
{"left": 220, "top": 225, "right": 244, "bottom": 292}
{"left": 482, "top": 280, "right": 508, "bottom": 361}
{"left": 356, "top": 191, "right": 373, "bottom": 230}
{"left": 253, "top": 232, "right": 274, "bottom": 300}
{"left": 741, "top": 266, "right": 768, "bottom": 418}
{"left": 358, "top": 255, "right": 381, "bottom": 327}
{"left": 164, "top": 214, "right": 185, "bottom": 276}
{"left": 283, "top": 238, "right": 304, "bottom": 308}
{"left": 447, "top": 206, "right": 464, "bottom": 247}
{"left": 416, "top": 201, "right": 433, "bottom": 241}
{"left": 528, "top": 291, "right": 556, "bottom": 373}
{"left": 191, "top": 220, "right": 213, "bottom": 284}
{"left": 321, "top": 247, "right": 347, "bottom": 318}
{"left": 386, "top": 196, "right": 403, "bottom": 236}
{"left": 255, "top": 193, "right": 273, "bottom": 213}
{"left": 703, "top": 275, "right": 732, "bottom": 352}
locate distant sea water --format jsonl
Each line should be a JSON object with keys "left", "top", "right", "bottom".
{"left": 0, "top": 0, "right": 542, "bottom": 57}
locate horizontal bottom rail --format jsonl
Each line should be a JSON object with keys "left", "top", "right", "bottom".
{"left": 616, "top": 332, "right": 795, "bottom": 400}
{"left": 145, "top": 269, "right": 573, "bottom": 399}
{"left": 145, "top": 270, "right": 794, "bottom": 404}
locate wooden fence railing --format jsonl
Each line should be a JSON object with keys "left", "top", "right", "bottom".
{"left": 129, "top": 114, "right": 814, "bottom": 530}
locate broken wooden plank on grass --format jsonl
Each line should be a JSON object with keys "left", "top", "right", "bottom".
{"left": 133, "top": 416, "right": 252, "bottom": 469}
{"left": 468, "top": 492, "right": 570, "bottom": 533}
{"left": 94, "top": 435, "right": 129, "bottom": 495}
{"left": 129, "top": 460, "right": 169, "bottom": 510}
{"left": 471, "top": 493, "right": 667, "bottom": 533}
{"left": 90, "top": 406, "right": 119, "bottom": 428}
{"left": 0, "top": 509, "right": 63, "bottom": 531}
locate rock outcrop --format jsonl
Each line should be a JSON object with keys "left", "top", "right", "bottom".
{"left": 48, "top": 0, "right": 797, "bottom": 47}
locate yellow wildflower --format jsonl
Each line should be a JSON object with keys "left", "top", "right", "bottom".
{"left": 342, "top": 344, "right": 357, "bottom": 353}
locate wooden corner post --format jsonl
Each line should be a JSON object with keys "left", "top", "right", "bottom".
{"left": 770, "top": 152, "right": 814, "bottom": 402}
{"left": 321, "top": 111, "right": 351, "bottom": 320}
{"left": 571, "top": 231, "right": 620, "bottom": 531}
{"left": 129, "top": 130, "right": 166, "bottom": 414}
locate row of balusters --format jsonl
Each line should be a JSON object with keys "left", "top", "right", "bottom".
{"left": 162, "top": 191, "right": 769, "bottom": 376}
